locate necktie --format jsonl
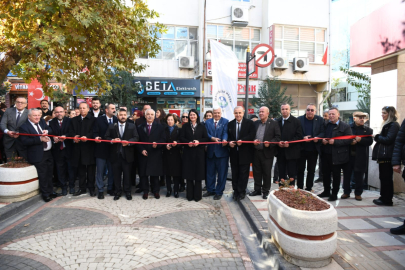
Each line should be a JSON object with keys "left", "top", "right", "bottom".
{"left": 35, "top": 124, "right": 47, "bottom": 149}
{"left": 108, "top": 119, "right": 112, "bottom": 124}
{"left": 148, "top": 124, "right": 151, "bottom": 135}
{"left": 59, "top": 121, "right": 64, "bottom": 150}
{"left": 215, "top": 121, "right": 217, "bottom": 129}
{"left": 237, "top": 122, "right": 240, "bottom": 140}
{"left": 16, "top": 112, "right": 21, "bottom": 125}
{"left": 282, "top": 119, "right": 286, "bottom": 126}
{"left": 120, "top": 124, "right": 124, "bottom": 138}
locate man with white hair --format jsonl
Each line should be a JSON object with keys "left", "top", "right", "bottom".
{"left": 203, "top": 107, "right": 229, "bottom": 200}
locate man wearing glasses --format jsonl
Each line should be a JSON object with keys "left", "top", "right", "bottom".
{"left": 297, "top": 104, "right": 325, "bottom": 192}
{"left": 0, "top": 97, "right": 29, "bottom": 161}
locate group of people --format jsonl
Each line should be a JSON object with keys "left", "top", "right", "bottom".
{"left": 1, "top": 97, "right": 405, "bottom": 234}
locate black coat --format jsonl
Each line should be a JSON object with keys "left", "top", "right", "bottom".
{"left": 321, "top": 120, "right": 352, "bottom": 165}
{"left": 163, "top": 126, "right": 182, "bottom": 176}
{"left": 179, "top": 122, "right": 209, "bottom": 180}
{"left": 392, "top": 119, "right": 405, "bottom": 166}
{"left": 89, "top": 108, "right": 105, "bottom": 118}
{"left": 136, "top": 122, "right": 165, "bottom": 176}
{"left": 372, "top": 121, "right": 400, "bottom": 161}
{"left": 276, "top": 115, "right": 303, "bottom": 160}
{"left": 19, "top": 120, "right": 49, "bottom": 164}
{"left": 48, "top": 117, "right": 73, "bottom": 159}
{"left": 93, "top": 115, "right": 118, "bottom": 159}
{"left": 228, "top": 118, "right": 255, "bottom": 165}
{"left": 67, "top": 114, "right": 96, "bottom": 166}
{"left": 253, "top": 119, "right": 281, "bottom": 158}
{"left": 350, "top": 123, "right": 373, "bottom": 173}
{"left": 297, "top": 114, "right": 325, "bottom": 153}
{"left": 105, "top": 122, "right": 139, "bottom": 163}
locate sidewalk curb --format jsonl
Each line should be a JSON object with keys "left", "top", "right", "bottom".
{"left": 237, "top": 197, "right": 299, "bottom": 270}
{"left": 0, "top": 194, "right": 42, "bottom": 223}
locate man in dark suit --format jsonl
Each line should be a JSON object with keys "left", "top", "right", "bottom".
{"left": 228, "top": 106, "right": 255, "bottom": 201}
{"left": 88, "top": 97, "right": 105, "bottom": 118}
{"left": 105, "top": 109, "right": 139, "bottom": 200}
{"left": 136, "top": 109, "right": 165, "bottom": 200}
{"left": 203, "top": 107, "right": 229, "bottom": 200}
{"left": 275, "top": 103, "right": 303, "bottom": 187}
{"left": 135, "top": 105, "right": 160, "bottom": 127}
{"left": 249, "top": 106, "right": 281, "bottom": 199}
{"left": 48, "top": 106, "right": 73, "bottom": 195}
{"left": 0, "top": 97, "right": 28, "bottom": 160}
{"left": 19, "top": 108, "right": 57, "bottom": 202}
{"left": 40, "top": 100, "right": 53, "bottom": 116}
{"left": 68, "top": 102, "right": 97, "bottom": 197}
{"left": 93, "top": 103, "right": 118, "bottom": 199}
{"left": 297, "top": 103, "right": 325, "bottom": 191}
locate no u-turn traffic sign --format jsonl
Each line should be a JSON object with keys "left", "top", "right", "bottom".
{"left": 252, "top": 43, "right": 275, "bottom": 68}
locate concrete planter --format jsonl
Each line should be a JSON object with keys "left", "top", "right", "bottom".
{"left": 0, "top": 165, "right": 39, "bottom": 203}
{"left": 267, "top": 189, "right": 338, "bottom": 268}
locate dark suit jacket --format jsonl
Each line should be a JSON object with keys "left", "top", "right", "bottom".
{"left": 19, "top": 120, "right": 50, "bottom": 164}
{"left": 350, "top": 123, "right": 373, "bottom": 173}
{"left": 48, "top": 117, "right": 73, "bottom": 159}
{"left": 0, "top": 107, "right": 28, "bottom": 149}
{"left": 135, "top": 116, "right": 160, "bottom": 128}
{"left": 163, "top": 125, "right": 182, "bottom": 176}
{"left": 205, "top": 117, "right": 229, "bottom": 158}
{"left": 89, "top": 108, "right": 105, "bottom": 118}
{"left": 105, "top": 122, "right": 139, "bottom": 163}
{"left": 93, "top": 115, "right": 118, "bottom": 159}
{"left": 228, "top": 118, "right": 255, "bottom": 165}
{"left": 67, "top": 114, "right": 96, "bottom": 166}
{"left": 276, "top": 115, "right": 303, "bottom": 160}
{"left": 136, "top": 122, "right": 165, "bottom": 176}
{"left": 297, "top": 114, "right": 325, "bottom": 153}
{"left": 322, "top": 120, "right": 353, "bottom": 165}
{"left": 254, "top": 118, "right": 281, "bottom": 159}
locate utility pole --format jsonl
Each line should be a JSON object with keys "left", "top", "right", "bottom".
{"left": 244, "top": 46, "right": 250, "bottom": 118}
{"left": 201, "top": 0, "right": 207, "bottom": 114}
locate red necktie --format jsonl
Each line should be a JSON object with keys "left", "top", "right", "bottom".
{"left": 59, "top": 121, "right": 64, "bottom": 150}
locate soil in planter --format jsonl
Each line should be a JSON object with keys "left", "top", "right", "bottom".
{"left": 1, "top": 162, "right": 32, "bottom": 168}
{"left": 274, "top": 189, "right": 330, "bottom": 211}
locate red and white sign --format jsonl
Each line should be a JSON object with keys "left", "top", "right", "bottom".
{"left": 252, "top": 43, "right": 275, "bottom": 68}
{"left": 169, "top": 109, "right": 181, "bottom": 117}
{"left": 27, "top": 79, "right": 63, "bottom": 109}
{"left": 207, "top": 81, "right": 258, "bottom": 97}
{"left": 248, "top": 109, "right": 255, "bottom": 115}
{"left": 206, "top": 61, "right": 258, "bottom": 79}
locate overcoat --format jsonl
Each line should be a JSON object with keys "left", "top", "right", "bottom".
{"left": 163, "top": 125, "right": 182, "bottom": 177}
{"left": 275, "top": 115, "right": 303, "bottom": 160}
{"left": 349, "top": 123, "right": 373, "bottom": 173}
{"left": 67, "top": 114, "right": 96, "bottom": 166}
{"left": 228, "top": 117, "right": 255, "bottom": 165}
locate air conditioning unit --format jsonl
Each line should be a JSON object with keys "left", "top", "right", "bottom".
{"left": 272, "top": 56, "right": 289, "bottom": 70}
{"left": 293, "top": 57, "right": 309, "bottom": 73}
{"left": 179, "top": 56, "right": 194, "bottom": 69}
{"left": 231, "top": 6, "right": 249, "bottom": 27}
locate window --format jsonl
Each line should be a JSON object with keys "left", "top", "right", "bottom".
{"left": 273, "top": 25, "right": 326, "bottom": 63}
{"left": 232, "top": 0, "right": 251, "bottom": 2}
{"left": 150, "top": 26, "right": 198, "bottom": 61}
{"left": 207, "top": 25, "right": 261, "bottom": 61}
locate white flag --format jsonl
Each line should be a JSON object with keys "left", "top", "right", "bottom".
{"left": 210, "top": 40, "right": 238, "bottom": 120}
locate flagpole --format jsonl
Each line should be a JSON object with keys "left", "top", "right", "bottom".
{"left": 201, "top": 0, "right": 207, "bottom": 114}
{"left": 244, "top": 46, "right": 250, "bottom": 118}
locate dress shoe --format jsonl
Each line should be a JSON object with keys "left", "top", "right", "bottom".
{"left": 341, "top": 194, "right": 350, "bottom": 199}
{"left": 126, "top": 193, "right": 132, "bottom": 200}
{"left": 179, "top": 186, "right": 185, "bottom": 192}
{"left": 166, "top": 190, "right": 172, "bottom": 197}
{"left": 61, "top": 189, "right": 68, "bottom": 196}
{"left": 142, "top": 193, "right": 148, "bottom": 200}
{"left": 263, "top": 193, "right": 269, "bottom": 199}
{"left": 249, "top": 190, "right": 261, "bottom": 196}
{"left": 390, "top": 222, "right": 405, "bottom": 235}
{"left": 174, "top": 192, "right": 179, "bottom": 198}
{"left": 89, "top": 190, "right": 96, "bottom": 197}
{"left": 373, "top": 199, "right": 393, "bottom": 206}
{"left": 213, "top": 194, "right": 222, "bottom": 200}
{"left": 314, "top": 178, "right": 323, "bottom": 183}
{"left": 135, "top": 188, "right": 143, "bottom": 194}
{"left": 203, "top": 191, "right": 215, "bottom": 197}
{"left": 203, "top": 186, "right": 207, "bottom": 191}
{"left": 328, "top": 194, "right": 338, "bottom": 201}
{"left": 114, "top": 193, "right": 121, "bottom": 201}
{"left": 107, "top": 190, "right": 115, "bottom": 196}
{"left": 73, "top": 189, "right": 86, "bottom": 196}
{"left": 42, "top": 196, "right": 52, "bottom": 202}
{"left": 154, "top": 193, "right": 160, "bottom": 199}
{"left": 98, "top": 193, "right": 104, "bottom": 200}
{"left": 239, "top": 193, "right": 246, "bottom": 200}
{"left": 50, "top": 192, "right": 62, "bottom": 198}
{"left": 232, "top": 192, "right": 238, "bottom": 200}
{"left": 317, "top": 192, "right": 330, "bottom": 198}
{"left": 355, "top": 195, "right": 362, "bottom": 201}
{"left": 69, "top": 188, "right": 75, "bottom": 194}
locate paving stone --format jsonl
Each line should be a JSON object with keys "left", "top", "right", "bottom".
{"left": 151, "top": 258, "right": 245, "bottom": 270}
{"left": 338, "top": 219, "right": 377, "bottom": 230}
{"left": 356, "top": 232, "right": 405, "bottom": 247}
{"left": 0, "top": 254, "right": 51, "bottom": 270}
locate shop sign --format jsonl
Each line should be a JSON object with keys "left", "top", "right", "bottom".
{"left": 11, "top": 83, "right": 29, "bottom": 91}
{"left": 248, "top": 109, "right": 255, "bottom": 115}
{"left": 134, "top": 78, "right": 200, "bottom": 97}
{"left": 206, "top": 61, "right": 258, "bottom": 79}
{"left": 207, "top": 81, "right": 259, "bottom": 97}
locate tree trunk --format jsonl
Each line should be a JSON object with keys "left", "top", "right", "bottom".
{"left": 0, "top": 50, "right": 21, "bottom": 83}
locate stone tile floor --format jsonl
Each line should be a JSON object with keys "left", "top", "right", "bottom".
{"left": 247, "top": 178, "right": 405, "bottom": 270}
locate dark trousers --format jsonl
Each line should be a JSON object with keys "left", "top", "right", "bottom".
{"left": 379, "top": 162, "right": 394, "bottom": 203}
{"left": 253, "top": 150, "right": 273, "bottom": 194}
{"left": 186, "top": 179, "right": 202, "bottom": 201}
{"left": 277, "top": 152, "right": 297, "bottom": 185}
{"left": 140, "top": 176, "right": 159, "bottom": 194}
{"left": 54, "top": 150, "right": 74, "bottom": 190}
{"left": 34, "top": 151, "right": 54, "bottom": 197}
{"left": 273, "top": 160, "right": 279, "bottom": 180}
{"left": 166, "top": 175, "right": 181, "bottom": 192}
{"left": 230, "top": 155, "right": 250, "bottom": 196}
{"left": 297, "top": 150, "right": 318, "bottom": 190}
{"left": 112, "top": 156, "right": 132, "bottom": 194}
{"left": 343, "top": 156, "right": 364, "bottom": 196}
{"left": 322, "top": 153, "right": 349, "bottom": 195}
{"left": 77, "top": 162, "right": 96, "bottom": 191}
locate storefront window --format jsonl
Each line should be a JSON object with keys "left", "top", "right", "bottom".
{"left": 157, "top": 98, "right": 197, "bottom": 116}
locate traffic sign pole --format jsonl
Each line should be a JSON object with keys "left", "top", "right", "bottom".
{"left": 244, "top": 47, "right": 250, "bottom": 118}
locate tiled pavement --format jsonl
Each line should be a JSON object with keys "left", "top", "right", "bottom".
{"left": 247, "top": 178, "right": 405, "bottom": 270}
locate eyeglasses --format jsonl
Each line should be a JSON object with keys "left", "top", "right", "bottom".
{"left": 306, "top": 109, "right": 315, "bottom": 112}
{"left": 182, "top": 116, "right": 188, "bottom": 118}
{"left": 15, "top": 101, "right": 26, "bottom": 104}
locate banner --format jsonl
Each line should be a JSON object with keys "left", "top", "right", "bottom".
{"left": 210, "top": 40, "right": 238, "bottom": 120}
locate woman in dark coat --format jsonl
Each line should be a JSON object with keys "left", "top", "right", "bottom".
{"left": 179, "top": 109, "right": 209, "bottom": 202}
{"left": 163, "top": 114, "right": 182, "bottom": 198}
{"left": 372, "top": 106, "right": 400, "bottom": 206}
{"left": 156, "top": 109, "right": 167, "bottom": 187}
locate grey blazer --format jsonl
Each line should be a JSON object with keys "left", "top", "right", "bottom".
{"left": 0, "top": 107, "right": 29, "bottom": 148}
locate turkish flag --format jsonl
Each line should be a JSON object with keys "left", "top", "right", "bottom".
{"left": 27, "top": 79, "right": 50, "bottom": 109}
{"left": 322, "top": 46, "right": 328, "bottom": 65}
